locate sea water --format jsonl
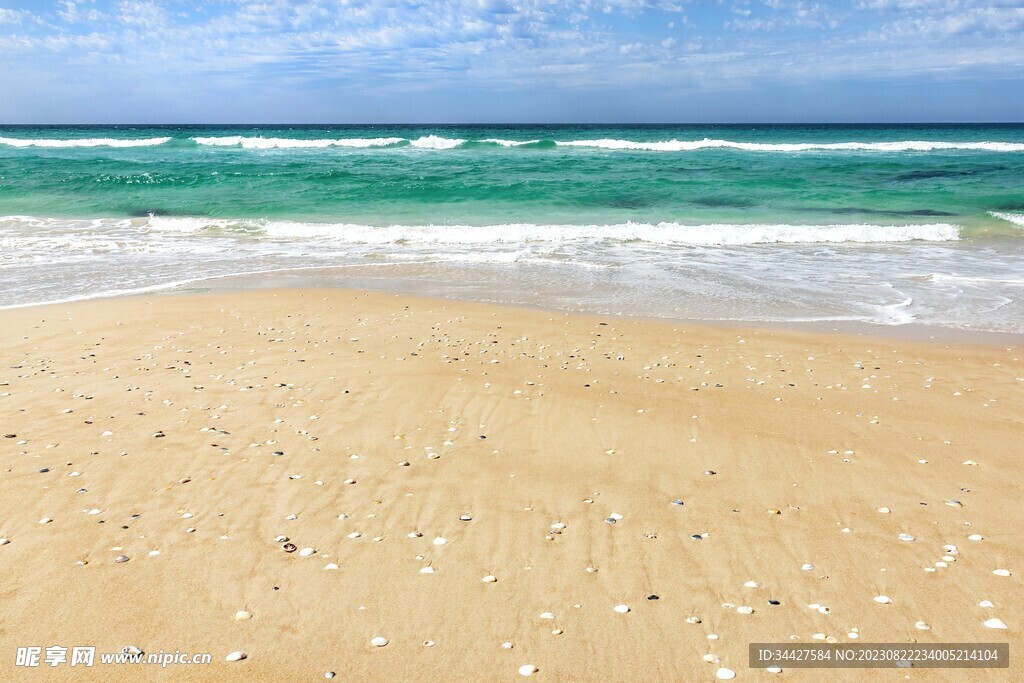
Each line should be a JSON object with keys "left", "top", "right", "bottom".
{"left": 1, "top": 124, "right": 1022, "bottom": 333}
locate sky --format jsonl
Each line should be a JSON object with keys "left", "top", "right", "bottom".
{"left": 0, "top": 0, "right": 1021, "bottom": 123}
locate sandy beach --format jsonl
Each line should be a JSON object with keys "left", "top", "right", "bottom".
{"left": 0, "top": 288, "right": 1020, "bottom": 681}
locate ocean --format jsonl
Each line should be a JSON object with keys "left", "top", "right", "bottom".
{"left": 1, "top": 123, "right": 1022, "bottom": 333}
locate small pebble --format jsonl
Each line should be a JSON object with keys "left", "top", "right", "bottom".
{"left": 234, "top": 611, "right": 252, "bottom": 621}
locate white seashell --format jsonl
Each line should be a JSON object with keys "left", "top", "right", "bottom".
{"left": 275, "top": 535, "right": 289, "bottom": 543}
{"left": 419, "top": 566, "right": 434, "bottom": 574}
{"left": 817, "top": 606, "right": 830, "bottom": 615}
{"left": 225, "top": 651, "right": 247, "bottom": 662}
{"left": 613, "top": 604, "right": 630, "bottom": 613}
{"left": 737, "top": 606, "right": 754, "bottom": 615}
{"left": 298, "top": 547, "right": 316, "bottom": 557}
{"left": 39, "top": 518, "right": 52, "bottom": 524}
{"left": 502, "top": 642, "right": 514, "bottom": 649}
{"left": 848, "top": 632, "right": 859, "bottom": 639}
{"left": 0, "top": 539, "right": 9, "bottom": 545}
{"left": 325, "top": 673, "right": 336, "bottom": 679}
{"left": 346, "top": 532, "right": 360, "bottom": 539}
{"left": 898, "top": 533, "right": 915, "bottom": 541}
{"left": 702, "top": 654, "right": 717, "bottom": 663}
{"left": 915, "top": 621, "right": 930, "bottom": 630}
{"left": 286, "top": 514, "right": 297, "bottom": 520}
{"left": 482, "top": 575, "right": 497, "bottom": 583}
{"left": 460, "top": 515, "right": 472, "bottom": 521}
{"left": 344, "top": 479, "right": 357, "bottom": 485}
{"left": 744, "top": 580, "right": 758, "bottom": 588}
{"left": 984, "top": 618, "right": 1007, "bottom": 629}
{"left": 876, "top": 507, "right": 890, "bottom": 513}
{"left": 874, "top": 596, "right": 892, "bottom": 604}
{"left": 585, "top": 566, "right": 598, "bottom": 573}
{"left": 716, "top": 668, "right": 736, "bottom": 680}
{"left": 288, "top": 474, "right": 302, "bottom": 480}
{"left": 422, "top": 640, "right": 435, "bottom": 647}
{"left": 407, "top": 531, "right": 423, "bottom": 538}
{"left": 433, "top": 537, "right": 447, "bottom": 545}
{"left": 370, "top": 637, "right": 388, "bottom": 647}
{"left": 979, "top": 600, "right": 994, "bottom": 608}
{"left": 801, "top": 563, "right": 814, "bottom": 571}
{"left": 767, "top": 665, "right": 782, "bottom": 673}
{"left": 550, "top": 522, "right": 565, "bottom": 529}
{"left": 539, "top": 612, "right": 555, "bottom": 619}
{"left": 518, "top": 664, "right": 538, "bottom": 677}
{"left": 115, "top": 555, "right": 130, "bottom": 563}
{"left": 945, "top": 500, "right": 962, "bottom": 507}
{"left": 551, "top": 629, "right": 562, "bottom": 635}
{"left": 324, "top": 563, "right": 339, "bottom": 570}
{"left": 123, "top": 646, "right": 143, "bottom": 656}
{"left": 234, "top": 610, "right": 252, "bottom": 621}
{"left": 609, "top": 512, "right": 623, "bottom": 521}
{"left": 812, "top": 633, "right": 826, "bottom": 640}
{"left": 685, "top": 616, "right": 701, "bottom": 624}
{"left": 968, "top": 534, "right": 983, "bottom": 541}
{"left": 993, "top": 569, "right": 1011, "bottom": 577}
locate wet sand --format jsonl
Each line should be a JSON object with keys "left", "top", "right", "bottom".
{"left": 0, "top": 289, "right": 1020, "bottom": 681}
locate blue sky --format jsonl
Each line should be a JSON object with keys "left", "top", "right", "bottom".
{"left": 0, "top": 0, "right": 1021, "bottom": 123}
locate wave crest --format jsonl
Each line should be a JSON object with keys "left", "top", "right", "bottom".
{"left": 0, "top": 137, "right": 172, "bottom": 148}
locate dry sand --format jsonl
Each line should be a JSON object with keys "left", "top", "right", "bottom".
{"left": 0, "top": 289, "right": 1020, "bottom": 681}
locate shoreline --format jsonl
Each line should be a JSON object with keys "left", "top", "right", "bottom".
{"left": 1, "top": 287, "right": 1020, "bottom": 681}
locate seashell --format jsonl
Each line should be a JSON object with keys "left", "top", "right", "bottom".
{"left": 767, "top": 509, "right": 781, "bottom": 515}
{"left": 968, "top": 534, "right": 983, "bottom": 541}
{"left": 671, "top": 499, "right": 684, "bottom": 506}
{"left": 744, "top": 580, "right": 758, "bottom": 588}
{"left": 282, "top": 543, "right": 297, "bottom": 553}
{"left": 399, "top": 461, "right": 410, "bottom": 467}
{"left": 550, "top": 522, "right": 565, "bottom": 530}
{"left": 979, "top": 600, "right": 994, "bottom": 608}
{"left": 716, "top": 668, "right": 736, "bottom": 680}
{"left": 482, "top": 575, "right": 497, "bottom": 583}
{"left": 898, "top": 533, "right": 915, "bottom": 541}
{"left": 181, "top": 512, "right": 193, "bottom": 519}
{"left": 288, "top": 474, "right": 302, "bottom": 480}
{"left": 737, "top": 606, "right": 754, "bottom": 615}
{"left": 419, "top": 566, "right": 434, "bottom": 574}
{"left": 945, "top": 500, "right": 962, "bottom": 507}
{"left": 963, "top": 460, "right": 978, "bottom": 466}
{"left": 874, "top": 596, "right": 892, "bottom": 604}
{"left": 605, "top": 518, "right": 618, "bottom": 525}
{"left": 502, "top": 642, "right": 514, "bottom": 649}
{"left": 370, "top": 637, "right": 388, "bottom": 647}
{"left": 460, "top": 515, "right": 473, "bottom": 521}
{"left": 225, "top": 651, "right": 247, "bottom": 662}
{"left": 915, "top": 621, "right": 930, "bottom": 630}
{"left": 298, "top": 547, "right": 316, "bottom": 557}
{"left": 324, "top": 563, "right": 339, "bottom": 570}
{"left": 346, "top": 532, "right": 360, "bottom": 539}
{"left": 115, "top": 555, "right": 130, "bottom": 563}
{"left": 613, "top": 604, "right": 630, "bottom": 613}
{"left": 325, "top": 673, "right": 336, "bottom": 679}
{"left": 585, "top": 566, "right": 598, "bottom": 573}
{"left": 993, "top": 569, "right": 1011, "bottom": 577}
{"left": 123, "top": 646, "right": 143, "bottom": 656}
{"left": 876, "top": 507, "right": 890, "bottom": 513}
{"left": 286, "top": 514, "right": 297, "bottom": 521}
{"left": 984, "top": 618, "right": 1007, "bottom": 629}
{"left": 551, "top": 629, "right": 562, "bottom": 635}
{"left": 344, "top": 479, "right": 357, "bottom": 485}
{"left": 234, "top": 610, "right": 252, "bottom": 621}
{"left": 767, "top": 665, "right": 782, "bottom": 673}
{"left": 609, "top": 512, "right": 623, "bottom": 521}
{"left": 539, "top": 612, "right": 555, "bottom": 619}
{"left": 0, "top": 538, "right": 9, "bottom": 545}
{"left": 39, "top": 518, "right": 53, "bottom": 524}
{"left": 768, "top": 599, "right": 781, "bottom": 605}
{"left": 685, "top": 616, "right": 701, "bottom": 624}
{"left": 801, "top": 563, "right": 813, "bottom": 571}
{"left": 702, "top": 654, "right": 717, "bottom": 663}
{"left": 407, "top": 531, "right": 423, "bottom": 538}
{"left": 275, "top": 536, "right": 289, "bottom": 543}
{"left": 518, "top": 664, "right": 538, "bottom": 677}
{"left": 433, "top": 537, "right": 447, "bottom": 545}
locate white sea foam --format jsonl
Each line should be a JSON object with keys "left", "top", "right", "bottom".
{"left": 191, "top": 136, "right": 404, "bottom": 149}
{"left": 409, "top": 135, "right": 466, "bottom": 149}
{"left": 0, "top": 137, "right": 172, "bottom": 148}
{"left": 141, "top": 217, "right": 960, "bottom": 245}
{"left": 480, "top": 138, "right": 542, "bottom": 147}
{"left": 556, "top": 138, "right": 1024, "bottom": 152}
{"left": 989, "top": 211, "right": 1024, "bottom": 227}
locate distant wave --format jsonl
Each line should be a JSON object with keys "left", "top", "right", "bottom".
{"left": 191, "top": 135, "right": 404, "bottom": 149}
{"left": 4, "top": 135, "right": 1020, "bottom": 152}
{"left": 0, "top": 136, "right": 172, "bottom": 148}
{"left": 989, "top": 211, "right": 1024, "bottom": 227}
{"left": 187, "top": 136, "right": 1024, "bottom": 152}
{"left": 140, "top": 216, "right": 961, "bottom": 245}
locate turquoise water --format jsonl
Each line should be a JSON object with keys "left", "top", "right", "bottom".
{"left": 1, "top": 124, "right": 1023, "bottom": 331}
